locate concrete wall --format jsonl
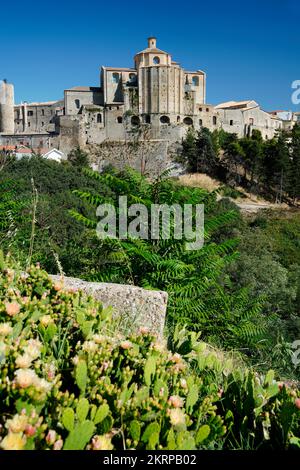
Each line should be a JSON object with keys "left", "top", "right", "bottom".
{"left": 87, "top": 138, "right": 170, "bottom": 176}
{"left": 56, "top": 115, "right": 83, "bottom": 154}
{"left": 184, "top": 71, "right": 206, "bottom": 104}
{"left": 14, "top": 102, "right": 61, "bottom": 134}
{"left": 218, "top": 106, "right": 282, "bottom": 139}
{"left": 0, "top": 81, "right": 14, "bottom": 134}
{"left": 65, "top": 88, "right": 103, "bottom": 115}
{"left": 102, "top": 68, "right": 137, "bottom": 105}
{"left": 0, "top": 133, "right": 59, "bottom": 149}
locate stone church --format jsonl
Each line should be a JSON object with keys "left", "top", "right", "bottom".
{"left": 0, "top": 37, "right": 294, "bottom": 172}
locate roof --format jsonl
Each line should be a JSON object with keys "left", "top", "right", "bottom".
{"left": 215, "top": 100, "right": 258, "bottom": 110}
{"left": 15, "top": 101, "right": 58, "bottom": 107}
{"left": 184, "top": 70, "right": 205, "bottom": 75}
{"left": 135, "top": 47, "right": 168, "bottom": 55}
{"left": 0, "top": 145, "right": 49, "bottom": 154}
{"left": 268, "top": 110, "right": 286, "bottom": 114}
{"left": 42, "top": 148, "right": 65, "bottom": 158}
{"left": 65, "top": 86, "right": 102, "bottom": 92}
{"left": 102, "top": 67, "right": 136, "bottom": 72}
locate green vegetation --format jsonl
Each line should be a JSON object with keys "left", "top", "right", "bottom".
{"left": 0, "top": 148, "right": 300, "bottom": 449}
{"left": 179, "top": 124, "right": 300, "bottom": 203}
{"left": 0, "top": 157, "right": 299, "bottom": 378}
{"left": 0, "top": 258, "right": 299, "bottom": 450}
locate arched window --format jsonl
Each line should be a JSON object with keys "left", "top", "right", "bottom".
{"left": 131, "top": 115, "right": 140, "bottom": 126}
{"left": 213, "top": 116, "right": 217, "bottom": 125}
{"left": 160, "top": 115, "right": 170, "bottom": 124}
{"left": 112, "top": 73, "right": 120, "bottom": 84}
{"left": 199, "top": 119, "right": 203, "bottom": 126}
{"left": 183, "top": 117, "right": 193, "bottom": 126}
{"left": 144, "top": 114, "right": 151, "bottom": 124}
{"left": 97, "top": 114, "right": 102, "bottom": 123}
{"left": 177, "top": 116, "right": 180, "bottom": 122}
{"left": 192, "top": 76, "right": 199, "bottom": 86}
{"left": 199, "top": 107, "right": 203, "bottom": 112}
{"left": 117, "top": 116, "right": 123, "bottom": 123}
{"left": 153, "top": 56, "right": 160, "bottom": 65}
{"left": 75, "top": 99, "right": 80, "bottom": 109}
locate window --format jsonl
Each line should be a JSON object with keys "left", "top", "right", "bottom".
{"left": 249, "top": 118, "right": 254, "bottom": 125}
{"left": 192, "top": 76, "right": 199, "bottom": 86}
{"left": 199, "top": 119, "right": 203, "bottom": 126}
{"left": 144, "top": 114, "right": 151, "bottom": 124}
{"left": 206, "top": 108, "right": 209, "bottom": 112}
{"left": 41, "top": 122, "right": 44, "bottom": 127}
{"left": 199, "top": 107, "right": 202, "bottom": 112}
{"left": 129, "top": 73, "right": 136, "bottom": 82}
{"left": 177, "top": 116, "right": 180, "bottom": 122}
{"left": 183, "top": 117, "right": 193, "bottom": 126}
{"left": 265, "top": 135, "right": 268, "bottom": 140}
{"left": 131, "top": 115, "right": 140, "bottom": 126}
{"left": 230, "top": 120, "right": 233, "bottom": 126}
{"left": 117, "top": 116, "right": 123, "bottom": 123}
{"left": 28, "top": 122, "right": 31, "bottom": 127}
{"left": 75, "top": 99, "right": 80, "bottom": 109}
{"left": 27, "top": 110, "right": 33, "bottom": 116}
{"left": 153, "top": 56, "right": 160, "bottom": 65}
{"left": 112, "top": 73, "right": 119, "bottom": 84}
{"left": 213, "top": 116, "right": 217, "bottom": 125}
{"left": 97, "top": 114, "right": 102, "bottom": 123}
{"left": 160, "top": 115, "right": 170, "bottom": 124}
{"left": 40, "top": 141, "right": 43, "bottom": 146}
{"left": 41, "top": 109, "right": 44, "bottom": 116}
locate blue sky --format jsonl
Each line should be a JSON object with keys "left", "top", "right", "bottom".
{"left": 1, "top": 0, "right": 299, "bottom": 111}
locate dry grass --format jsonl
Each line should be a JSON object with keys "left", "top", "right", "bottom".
{"left": 179, "top": 173, "right": 221, "bottom": 192}
{"left": 178, "top": 172, "right": 289, "bottom": 210}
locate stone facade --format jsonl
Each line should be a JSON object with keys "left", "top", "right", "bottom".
{"left": 0, "top": 39, "right": 296, "bottom": 170}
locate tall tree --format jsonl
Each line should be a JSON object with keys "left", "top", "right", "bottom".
{"left": 240, "top": 130, "right": 263, "bottom": 183}
{"left": 287, "top": 124, "right": 300, "bottom": 202}
{"left": 195, "top": 127, "right": 217, "bottom": 174}
{"left": 262, "top": 131, "right": 290, "bottom": 202}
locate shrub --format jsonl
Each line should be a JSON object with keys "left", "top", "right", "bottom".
{"left": 0, "top": 253, "right": 299, "bottom": 450}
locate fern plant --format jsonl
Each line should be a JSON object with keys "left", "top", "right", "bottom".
{"left": 71, "top": 167, "right": 269, "bottom": 354}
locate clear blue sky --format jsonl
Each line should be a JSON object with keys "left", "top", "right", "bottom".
{"left": 1, "top": 0, "right": 299, "bottom": 111}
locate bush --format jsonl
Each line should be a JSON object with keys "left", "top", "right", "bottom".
{"left": 0, "top": 254, "right": 299, "bottom": 450}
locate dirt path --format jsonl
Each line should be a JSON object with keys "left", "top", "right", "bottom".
{"left": 234, "top": 201, "right": 280, "bottom": 213}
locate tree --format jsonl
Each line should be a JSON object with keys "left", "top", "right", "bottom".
{"left": 68, "top": 147, "right": 89, "bottom": 168}
{"left": 179, "top": 127, "right": 197, "bottom": 171}
{"left": 262, "top": 131, "right": 290, "bottom": 202}
{"left": 287, "top": 124, "right": 300, "bottom": 202}
{"left": 195, "top": 127, "right": 217, "bottom": 174}
{"left": 240, "top": 131, "right": 263, "bottom": 183}
{"left": 223, "top": 138, "right": 245, "bottom": 184}
{"left": 0, "top": 150, "right": 15, "bottom": 173}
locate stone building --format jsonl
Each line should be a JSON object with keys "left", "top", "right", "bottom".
{"left": 0, "top": 38, "right": 291, "bottom": 172}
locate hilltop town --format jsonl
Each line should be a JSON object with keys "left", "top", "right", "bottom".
{"left": 1, "top": 37, "right": 299, "bottom": 169}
